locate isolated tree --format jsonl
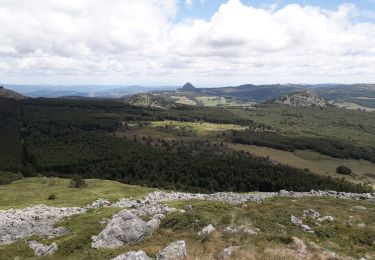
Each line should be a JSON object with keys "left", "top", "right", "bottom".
{"left": 69, "top": 175, "right": 87, "bottom": 188}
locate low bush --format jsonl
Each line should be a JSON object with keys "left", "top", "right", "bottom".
{"left": 48, "top": 194, "right": 57, "bottom": 200}
{"left": 336, "top": 166, "right": 352, "bottom": 175}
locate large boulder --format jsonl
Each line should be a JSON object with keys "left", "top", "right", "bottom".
{"left": 92, "top": 210, "right": 164, "bottom": 249}
{"left": 28, "top": 241, "right": 58, "bottom": 256}
{"left": 156, "top": 240, "right": 187, "bottom": 260}
{"left": 112, "top": 250, "right": 150, "bottom": 260}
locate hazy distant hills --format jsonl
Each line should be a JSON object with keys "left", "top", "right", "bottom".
{"left": 2, "top": 83, "right": 375, "bottom": 110}
{"left": 2, "top": 84, "right": 177, "bottom": 98}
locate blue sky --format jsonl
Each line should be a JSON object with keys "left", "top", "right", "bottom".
{"left": 177, "top": 0, "right": 375, "bottom": 21}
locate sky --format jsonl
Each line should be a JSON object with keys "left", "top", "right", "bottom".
{"left": 0, "top": 0, "right": 375, "bottom": 87}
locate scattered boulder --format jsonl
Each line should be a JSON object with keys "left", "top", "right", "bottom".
{"left": 87, "top": 198, "right": 111, "bottom": 209}
{"left": 316, "top": 216, "right": 335, "bottom": 222}
{"left": 28, "top": 241, "right": 58, "bottom": 256}
{"left": 220, "top": 246, "right": 242, "bottom": 260}
{"left": 156, "top": 240, "right": 187, "bottom": 260}
{"left": 303, "top": 209, "right": 320, "bottom": 219}
{"left": 111, "top": 250, "right": 150, "bottom": 260}
{"left": 223, "top": 226, "right": 237, "bottom": 235}
{"left": 291, "top": 215, "right": 314, "bottom": 233}
{"left": 198, "top": 224, "right": 215, "bottom": 237}
{"left": 91, "top": 210, "right": 164, "bottom": 249}
{"left": 291, "top": 215, "right": 303, "bottom": 226}
{"left": 239, "top": 225, "right": 259, "bottom": 235}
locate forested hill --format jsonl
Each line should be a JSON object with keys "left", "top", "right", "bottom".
{"left": 0, "top": 97, "right": 373, "bottom": 193}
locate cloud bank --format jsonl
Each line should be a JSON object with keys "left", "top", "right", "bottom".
{"left": 0, "top": 0, "right": 374, "bottom": 85}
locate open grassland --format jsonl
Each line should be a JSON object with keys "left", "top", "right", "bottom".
{"left": 331, "top": 102, "right": 375, "bottom": 112}
{"left": 150, "top": 121, "right": 247, "bottom": 137}
{"left": 116, "top": 120, "right": 247, "bottom": 140}
{"left": 0, "top": 179, "right": 374, "bottom": 259}
{"left": 170, "top": 95, "right": 197, "bottom": 105}
{"left": 228, "top": 144, "right": 375, "bottom": 187}
{"left": 0, "top": 177, "right": 154, "bottom": 210}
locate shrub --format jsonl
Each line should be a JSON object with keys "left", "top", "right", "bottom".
{"left": 48, "top": 194, "right": 57, "bottom": 200}
{"left": 336, "top": 166, "right": 352, "bottom": 175}
{"left": 69, "top": 175, "right": 87, "bottom": 188}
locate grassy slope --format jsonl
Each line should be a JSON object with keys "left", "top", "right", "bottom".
{"left": 228, "top": 144, "right": 375, "bottom": 187}
{"left": 0, "top": 178, "right": 374, "bottom": 259}
{"left": 0, "top": 177, "right": 154, "bottom": 210}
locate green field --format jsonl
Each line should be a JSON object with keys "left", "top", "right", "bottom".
{"left": 0, "top": 178, "right": 154, "bottom": 210}
{"left": 228, "top": 144, "right": 375, "bottom": 187}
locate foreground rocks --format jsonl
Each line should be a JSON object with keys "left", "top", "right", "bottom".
{"left": 0, "top": 205, "right": 86, "bottom": 245}
{"left": 198, "top": 224, "right": 215, "bottom": 237}
{"left": 111, "top": 240, "right": 187, "bottom": 260}
{"left": 91, "top": 210, "right": 165, "bottom": 249}
{"left": 28, "top": 240, "right": 58, "bottom": 256}
{"left": 111, "top": 250, "right": 151, "bottom": 260}
{"left": 156, "top": 240, "right": 187, "bottom": 260}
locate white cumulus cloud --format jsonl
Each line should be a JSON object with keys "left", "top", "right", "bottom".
{"left": 0, "top": 0, "right": 374, "bottom": 85}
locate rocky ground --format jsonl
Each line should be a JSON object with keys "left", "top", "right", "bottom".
{"left": 0, "top": 189, "right": 374, "bottom": 259}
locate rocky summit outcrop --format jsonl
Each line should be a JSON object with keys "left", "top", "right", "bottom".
{"left": 270, "top": 90, "right": 329, "bottom": 107}
{"left": 28, "top": 241, "right": 58, "bottom": 256}
{"left": 0, "top": 205, "right": 86, "bottom": 245}
{"left": 156, "top": 240, "right": 187, "bottom": 260}
{"left": 91, "top": 210, "right": 165, "bottom": 249}
{"left": 111, "top": 250, "right": 151, "bottom": 260}
{"left": 0, "top": 86, "right": 26, "bottom": 99}
{"left": 124, "top": 93, "right": 175, "bottom": 109}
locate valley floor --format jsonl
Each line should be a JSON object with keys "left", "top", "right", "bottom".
{"left": 0, "top": 178, "right": 374, "bottom": 260}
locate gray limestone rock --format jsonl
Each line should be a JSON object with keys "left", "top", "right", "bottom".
{"left": 156, "top": 240, "right": 187, "bottom": 260}
{"left": 28, "top": 241, "right": 58, "bottom": 256}
{"left": 111, "top": 250, "right": 151, "bottom": 260}
{"left": 91, "top": 210, "right": 164, "bottom": 249}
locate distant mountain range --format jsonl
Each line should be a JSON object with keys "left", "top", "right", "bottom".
{"left": 2, "top": 82, "right": 375, "bottom": 110}
{"left": 1, "top": 84, "right": 178, "bottom": 98}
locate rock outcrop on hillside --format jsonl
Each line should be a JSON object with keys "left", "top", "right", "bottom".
{"left": 0, "top": 205, "right": 86, "bottom": 245}
{"left": 0, "top": 86, "right": 26, "bottom": 99}
{"left": 270, "top": 90, "right": 329, "bottom": 107}
{"left": 124, "top": 93, "right": 175, "bottom": 109}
